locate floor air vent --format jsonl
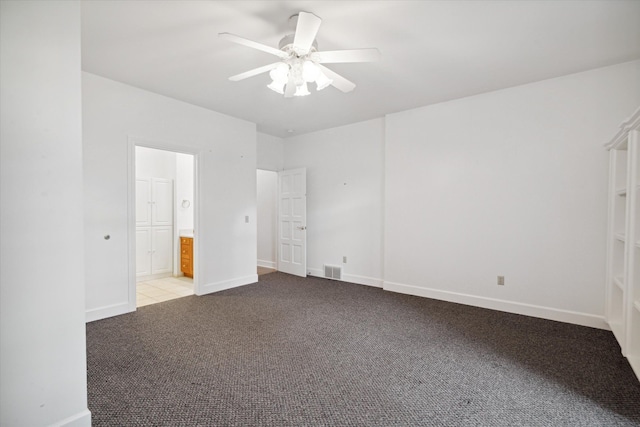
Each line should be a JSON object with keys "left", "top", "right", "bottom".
{"left": 324, "top": 264, "right": 342, "bottom": 280}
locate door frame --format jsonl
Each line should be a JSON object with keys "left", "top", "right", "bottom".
{"left": 127, "top": 136, "right": 201, "bottom": 311}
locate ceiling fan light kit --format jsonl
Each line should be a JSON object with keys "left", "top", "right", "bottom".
{"left": 220, "top": 11, "right": 380, "bottom": 98}
{"left": 270, "top": 57, "right": 331, "bottom": 96}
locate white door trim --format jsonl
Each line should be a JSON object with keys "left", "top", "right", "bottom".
{"left": 127, "top": 136, "right": 201, "bottom": 311}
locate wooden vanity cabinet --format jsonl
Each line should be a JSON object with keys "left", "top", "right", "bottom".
{"left": 180, "top": 237, "right": 193, "bottom": 278}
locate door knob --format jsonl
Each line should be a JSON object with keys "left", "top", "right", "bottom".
{"left": 297, "top": 226, "right": 307, "bottom": 230}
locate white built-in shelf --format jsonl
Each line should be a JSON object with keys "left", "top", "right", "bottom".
{"left": 605, "top": 106, "right": 640, "bottom": 384}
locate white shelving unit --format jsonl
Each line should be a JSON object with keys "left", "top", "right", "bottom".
{"left": 605, "top": 106, "right": 640, "bottom": 382}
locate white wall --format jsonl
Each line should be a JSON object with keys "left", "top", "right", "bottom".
{"left": 257, "top": 170, "right": 278, "bottom": 268}
{"left": 257, "top": 132, "right": 285, "bottom": 171}
{"left": 83, "top": 72, "right": 257, "bottom": 321}
{"left": 0, "top": 1, "right": 91, "bottom": 426}
{"left": 384, "top": 61, "right": 640, "bottom": 328}
{"left": 176, "top": 152, "right": 195, "bottom": 232}
{"left": 284, "top": 119, "right": 385, "bottom": 286}
{"left": 136, "top": 145, "right": 177, "bottom": 180}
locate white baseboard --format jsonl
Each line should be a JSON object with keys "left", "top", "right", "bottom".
{"left": 49, "top": 409, "right": 92, "bottom": 427}
{"left": 198, "top": 274, "right": 258, "bottom": 295}
{"left": 86, "top": 301, "right": 134, "bottom": 323}
{"left": 86, "top": 274, "right": 260, "bottom": 321}
{"left": 257, "top": 259, "right": 276, "bottom": 269}
{"left": 383, "top": 281, "right": 610, "bottom": 330}
{"left": 307, "top": 267, "right": 324, "bottom": 277}
{"left": 307, "top": 268, "right": 383, "bottom": 288}
{"left": 201, "top": 268, "right": 607, "bottom": 330}
{"left": 343, "top": 273, "right": 383, "bottom": 288}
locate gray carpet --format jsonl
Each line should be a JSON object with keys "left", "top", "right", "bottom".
{"left": 87, "top": 272, "right": 640, "bottom": 426}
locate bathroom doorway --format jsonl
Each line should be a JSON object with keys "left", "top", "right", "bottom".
{"left": 131, "top": 141, "right": 198, "bottom": 307}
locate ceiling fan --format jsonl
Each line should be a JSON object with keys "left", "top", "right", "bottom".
{"left": 219, "top": 11, "right": 380, "bottom": 97}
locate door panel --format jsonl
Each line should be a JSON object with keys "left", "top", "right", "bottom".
{"left": 278, "top": 168, "right": 306, "bottom": 277}
{"left": 135, "top": 227, "right": 152, "bottom": 277}
{"left": 280, "top": 243, "right": 291, "bottom": 262}
{"left": 136, "top": 178, "right": 152, "bottom": 227}
{"left": 151, "top": 226, "right": 173, "bottom": 275}
{"left": 152, "top": 178, "right": 173, "bottom": 226}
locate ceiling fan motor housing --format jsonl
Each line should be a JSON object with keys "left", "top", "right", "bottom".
{"left": 278, "top": 33, "right": 318, "bottom": 56}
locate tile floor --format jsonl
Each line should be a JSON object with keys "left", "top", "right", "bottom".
{"left": 136, "top": 276, "right": 194, "bottom": 307}
{"left": 137, "top": 268, "right": 276, "bottom": 308}
{"left": 257, "top": 266, "right": 277, "bottom": 276}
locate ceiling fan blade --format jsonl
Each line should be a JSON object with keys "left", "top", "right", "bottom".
{"left": 229, "top": 62, "right": 281, "bottom": 82}
{"left": 219, "top": 32, "right": 289, "bottom": 59}
{"left": 314, "top": 48, "right": 381, "bottom": 64}
{"left": 318, "top": 65, "right": 356, "bottom": 93}
{"left": 284, "top": 73, "right": 296, "bottom": 98}
{"left": 293, "top": 12, "right": 322, "bottom": 54}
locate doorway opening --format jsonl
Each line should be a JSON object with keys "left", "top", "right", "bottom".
{"left": 257, "top": 169, "right": 278, "bottom": 277}
{"left": 134, "top": 145, "right": 196, "bottom": 307}
{"left": 257, "top": 167, "right": 307, "bottom": 278}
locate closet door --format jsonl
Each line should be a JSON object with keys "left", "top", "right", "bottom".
{"left": 136, "top": 178, "right": 152, "bottom": 227}
{"left": 135, "top": 227, "right": 152, "bottom": 277}
{"left": 151, "top": 226, "right": 173, "bottom": 275}
{"left": 152, "top": 178, "right": 173, "bottom": 226}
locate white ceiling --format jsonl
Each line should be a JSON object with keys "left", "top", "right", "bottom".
{"left": 81, "top": 1, "right": 640, "bottom": 138}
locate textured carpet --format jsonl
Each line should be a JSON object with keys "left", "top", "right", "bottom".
{"left": 87, "top": 272, "right": 640, "bottom": 426}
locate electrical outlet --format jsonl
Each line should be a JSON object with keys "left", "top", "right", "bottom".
{"left": 245, "top": 215, "right": 249, "bottom": 223}
{"left": 497, "top": 276, "right": 505, "bottom": 286}
{"left": 343, "top": 256, "right": 347, "bottom": 263}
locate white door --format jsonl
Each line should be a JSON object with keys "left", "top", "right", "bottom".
{"left": 152, "top": 178, "right": 173, "bottom": 226}
{"left": 278, "top": 168, "right": 307, "bottom": 277}
{"left": 135, "top": 178, "right": 152, "bottom": 227}
{"left": 151, "top": 226, "right": 173, "bottom": 275}
{"left": 135, "top": 227, "right": 152, "bottom": 277}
